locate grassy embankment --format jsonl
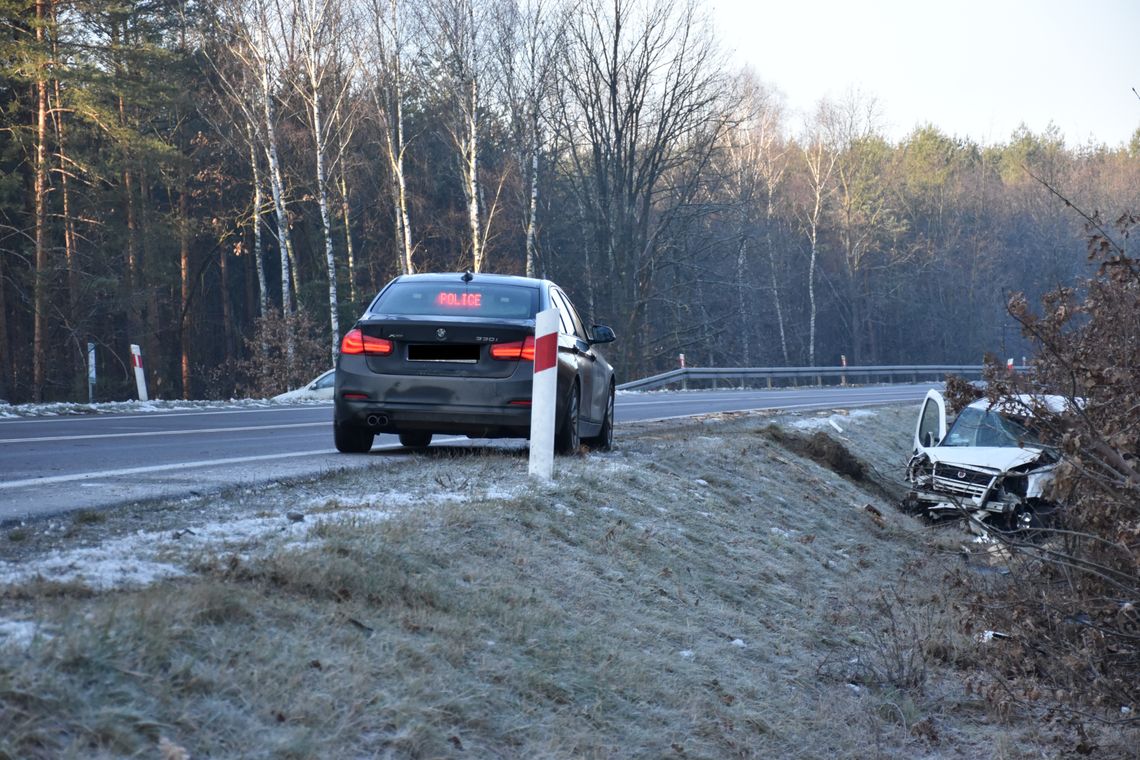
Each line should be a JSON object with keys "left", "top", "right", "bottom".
{"left": 2, "top": 406, "right": 1130, "bottom": 758}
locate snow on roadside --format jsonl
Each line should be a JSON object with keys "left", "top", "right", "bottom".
{"left": 0, "top": 480, "right": 532, "bottom": 595}
{"left": 0, "top": 397, "right": 328, "bottom": 419}
{"left": 787, "top": 408, "right": 876, "bottom": 432}
{"left": 0, "top": 619, "right": 43, "bottom": 651}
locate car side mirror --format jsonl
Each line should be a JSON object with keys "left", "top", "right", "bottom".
{"left": 923, "top": 431, "right": 938, "bottom": 447}
{"left": 588, "top": 324, "right": 616, "bottom": 345}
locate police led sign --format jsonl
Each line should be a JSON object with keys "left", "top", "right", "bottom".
{"left": 436, "top": 291, "right": 482, "bottom": 308}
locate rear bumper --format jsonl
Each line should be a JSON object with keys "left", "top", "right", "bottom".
{"left": 335, "top": 360, "right": 548, "bottom": 437}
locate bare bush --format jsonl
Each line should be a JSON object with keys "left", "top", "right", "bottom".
{"left": 969, "top": 212, "right": 1139, "bottom": 719}
{"left": 237, "top": 309, "right": 330, "bottom": 397}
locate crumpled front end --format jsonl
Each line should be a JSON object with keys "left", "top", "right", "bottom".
{"left": 905, "top": 450, "right": 1057, "bottom": 523}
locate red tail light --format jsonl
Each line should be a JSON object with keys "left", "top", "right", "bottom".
{"left": 340, "top": 328, "right": 393, "bottom": 356}
{"left": 490, "top": 335, "right": 535, "bottom": 361}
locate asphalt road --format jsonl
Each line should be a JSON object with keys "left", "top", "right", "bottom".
{"left": 0, "top": 384, "right": 932, "bottom": 522}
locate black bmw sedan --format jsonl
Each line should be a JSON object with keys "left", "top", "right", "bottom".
{"left": 333, "top": 272, "right": 616, "bottom": 454}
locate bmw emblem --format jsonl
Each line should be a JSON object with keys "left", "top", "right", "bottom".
{"left": 436, "top": 328, "right": 447, "bottom": 340}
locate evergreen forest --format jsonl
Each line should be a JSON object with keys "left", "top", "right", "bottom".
{"left": 2, "top": 0, "right": 1138, "bottom": 402}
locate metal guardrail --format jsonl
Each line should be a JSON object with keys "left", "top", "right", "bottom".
{"left": 617, "top": 364, "right": 1018, "bottom": 392}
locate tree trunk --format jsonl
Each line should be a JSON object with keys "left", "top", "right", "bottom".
{"left": 807, "top": 218, "right": 818, "bottom": 367}
{"left": 525, "top": 110, "right": 540, "bottom": 277}
{"left": 309, "top": 91, "right": 340, "bottom": 366}
{"left": 261, "top": 61, "right": 292, "bottom": 318}
{"left": 0, "top": 246, "right": 11, "bottom": 400}
{"left": 179, "top": 182, "right": 191, "bottom": 398}
{"left": 465, "top": 74, "right": 483, "bottom": 271}
{"left": 139, "top": 165, "right": 161, "bottom": 395}
{"left": 219, "top": 240, "right": 233, "bottom": 368}
{"left": 736, "top": 234, "right": 750, "bottom": 367}
{"left": 339, "top": 171, "right": 356, "bottom": 305}
{"left": 247, "top": 126, "right": 268, "bottom": 318}
{"left": 31, "top": 0, "right": 50, "bottom": 402}
{"left": 766, "top": 192, "right": 790, "bottom": 365}
{"left": 50, "top": 13, "right": 82, "bottom": 395}
{"left": 119, "top": 91, "right": 140, "bottom": 369}
{"left": 379, "top": 0, "right": 414, "bottom": 275}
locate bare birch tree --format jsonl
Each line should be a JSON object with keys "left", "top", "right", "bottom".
{"left": 290, "top": 0, "right": 357, "bottom": 364}
{"left": 723, "top": 74, "right": 789, "bottom": 366}
{"left": 831, "top": 91, "right": 900, "bottom": 363}
{"left": 207, "top": 0, "right": 296, "bottom": 313}
{"left": 360, "top": 0, "right": 415, "bottom": 275}
{"left": 492, "top": 0, "right": 569, "bottom": 277}
{"left": 799, "top": 99, "right": 840, "bottom": 367}
{"left": 556, "top": 0, "right": 729, "bottom": 373}
{"left": 421, "top": 0, "right": 487, "bottom": 270}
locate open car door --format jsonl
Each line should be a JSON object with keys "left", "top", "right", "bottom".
{"left": 913, "top": 389, "right": 947, "bottom": 453}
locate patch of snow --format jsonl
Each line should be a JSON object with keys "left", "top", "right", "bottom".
{"left": 788, "top": 409, "right": 876, "bottom": 432}
{"left": 0, "top": 397, "right": 329, "bottom": 419}
{"left": 0, "top": 500, "right": 403, "bottom": 592}
{"left": 0, "top": 545, "right": 186, "bottom": 590}
{"left": 731, "top": 638, "right": 746, "bottom": 648}
{"left": 0, "top": 619, "right": 44, "bottom": 650}
{"left": 679, "top": 650, "right": 694, "bottom": 659}
{"left": 694, "top": 478, "right": 710, "bottom": 487}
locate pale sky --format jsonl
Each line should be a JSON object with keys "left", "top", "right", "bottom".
{"left": 710, "top": 0, "right": 1140, "bottom": 147}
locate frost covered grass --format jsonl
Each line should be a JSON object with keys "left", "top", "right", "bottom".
{"left": 0, "top": 407, "right": 1131, "bottom": 758}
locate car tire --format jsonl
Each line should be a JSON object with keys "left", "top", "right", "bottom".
{"left": 334, "top": 421, "right": 374, "bottom": 453}
{"left": 554, "top": 381, "right": 581, "bottom": 455}
{"left": 398, "top": 431, "right": 433, "bottom": 448}
{"left": 585, "top": 384, "right": 614, "bottom": 451}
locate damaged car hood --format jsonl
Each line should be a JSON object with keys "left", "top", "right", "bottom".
{"left": 922, "top": 446, "right": 1045, "bottom": 472}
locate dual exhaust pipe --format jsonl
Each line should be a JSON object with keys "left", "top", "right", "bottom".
{"left": 366, "top": 413, "right": 389, "bottom": 428}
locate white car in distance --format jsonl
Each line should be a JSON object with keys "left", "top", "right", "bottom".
{"left": 272, "top": 370, "right": 335, "bottom": 402}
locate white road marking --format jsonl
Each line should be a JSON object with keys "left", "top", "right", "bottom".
{"left": 0, "top": 437, "right": 466, "bottom": 490}
{"left": 0, "top": 404, "right": 332, "bottom": 426}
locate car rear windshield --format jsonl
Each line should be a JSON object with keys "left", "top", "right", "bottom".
{"left": 370, "top": 281, "right": 539, "bottom": 320}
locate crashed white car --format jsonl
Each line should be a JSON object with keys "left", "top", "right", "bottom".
{"left": 272, "top": 370, "right": 335, "bottom": 402}
{"left": 905, "top": 390, "right": 1065, "bottom": 527}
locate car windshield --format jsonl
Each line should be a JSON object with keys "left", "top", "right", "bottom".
{"left": 370, "top": 281, "right": 538, "bottom": 320}
{"left": 941, "top": 406, "right": 1042, "bottom": 448}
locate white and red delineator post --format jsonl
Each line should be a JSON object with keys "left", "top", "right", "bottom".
{"left": 130, "top": 343, "right": 149, "bottom": 401}
{"left": 528, "top": 308, "right": 560, "bottom": 480}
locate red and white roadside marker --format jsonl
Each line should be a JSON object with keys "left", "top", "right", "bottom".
{"left": 130, "top": 343, "right": 149, "bottom": 402}
{"left": 528, "top": 308, "right": 560, "bottom": 480}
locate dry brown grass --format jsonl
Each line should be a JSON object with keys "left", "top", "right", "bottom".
{"left": 1, "top": 406, "right": 1135, "bottom": 758}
